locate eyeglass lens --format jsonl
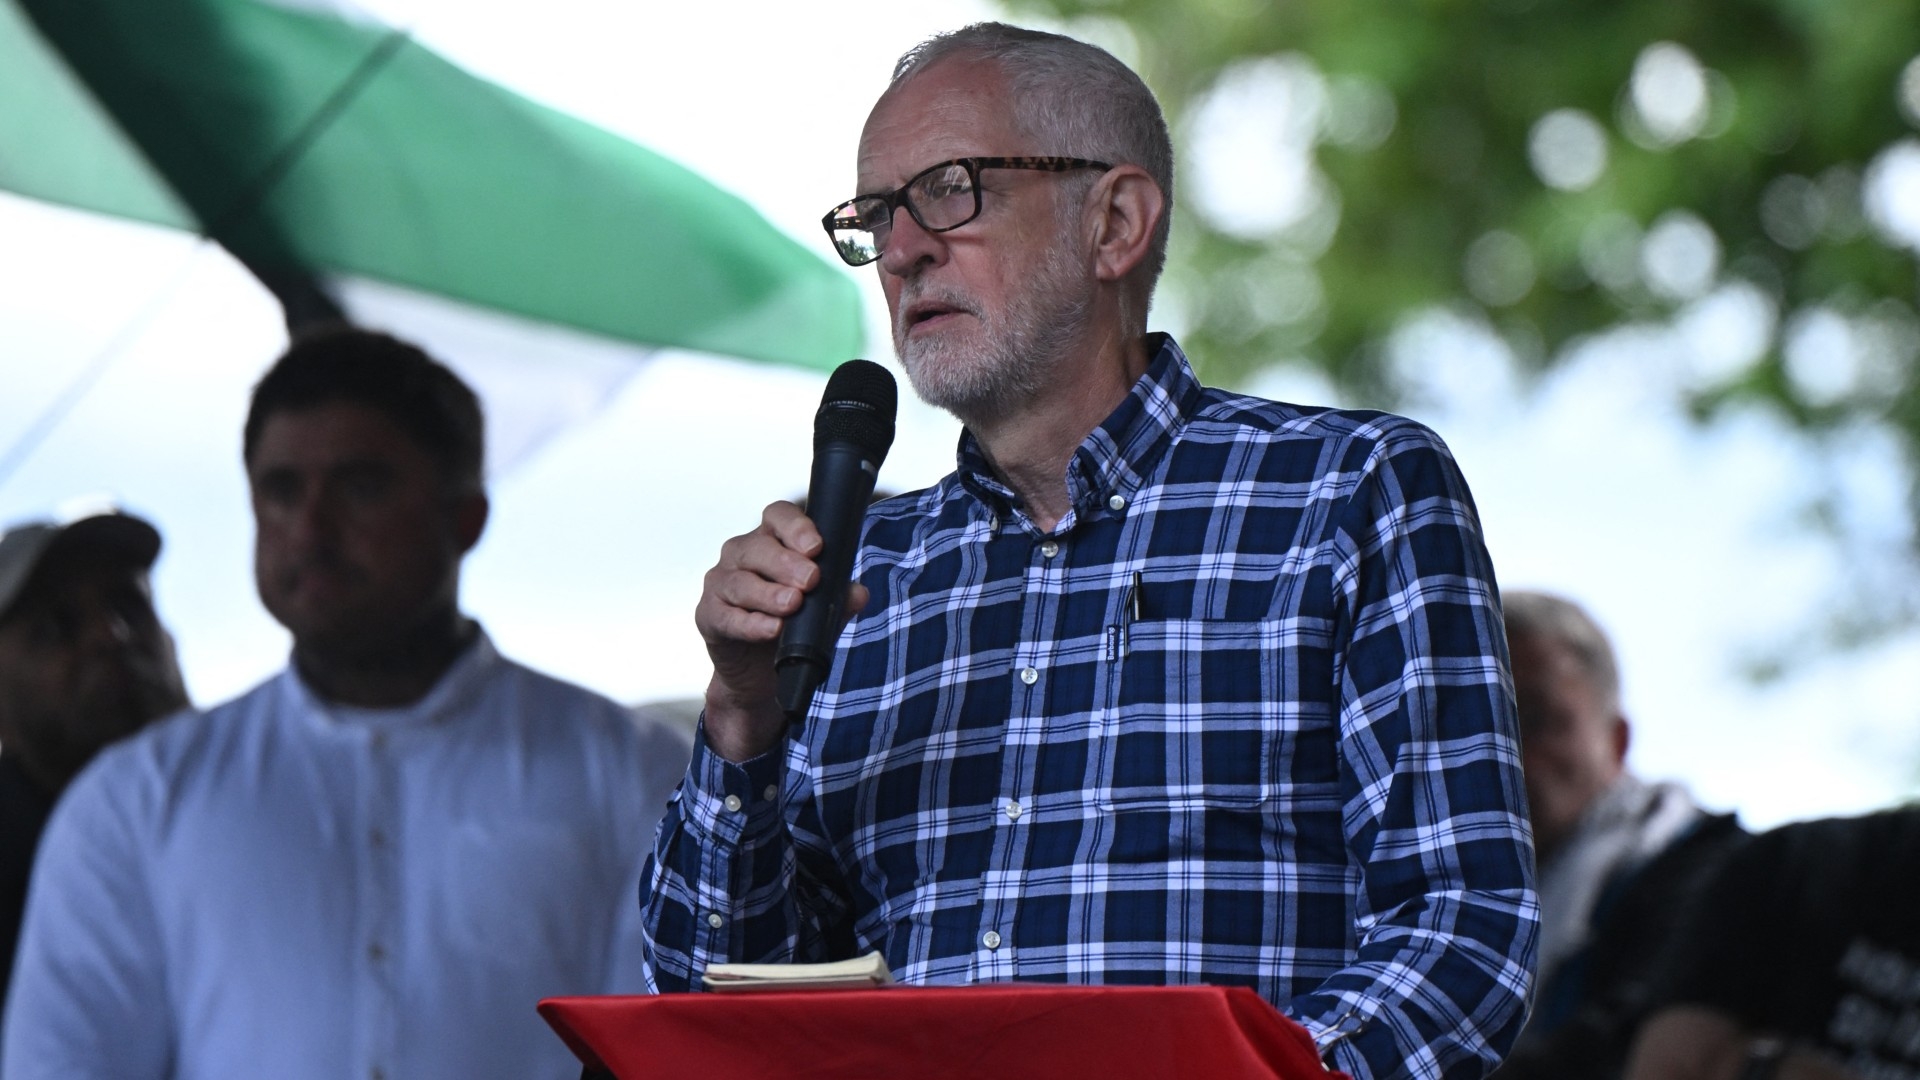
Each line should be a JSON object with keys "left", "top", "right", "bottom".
{"left": 828, "top": 162, "right": 981, "bottom": 266}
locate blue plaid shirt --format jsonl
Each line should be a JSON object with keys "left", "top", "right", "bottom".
{"left": 642, "top": 336, "right": 1538, "bottom": 1079}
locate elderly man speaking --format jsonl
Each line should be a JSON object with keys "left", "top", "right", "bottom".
{"left": 642, "top": 23, "right": 1539, "bottom": 1080}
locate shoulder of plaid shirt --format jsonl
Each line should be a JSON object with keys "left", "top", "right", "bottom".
{"left": 640, "top": 334, "right": 1540, "bottom": 1080}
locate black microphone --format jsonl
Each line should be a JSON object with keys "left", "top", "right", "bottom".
{"left": 774, "top": 359, "right": 897, "bottom": 723}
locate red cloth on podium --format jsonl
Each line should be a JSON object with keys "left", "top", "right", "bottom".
{"left": 539, "top": 983, "right": 1347, "bottom": 1079}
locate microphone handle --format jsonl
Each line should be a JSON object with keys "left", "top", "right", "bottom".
{"left": 773, "top": 440, "right": 879, "bottom": 722}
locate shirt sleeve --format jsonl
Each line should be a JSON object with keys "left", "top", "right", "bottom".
{"left": 638, "top": 723, "right": 855, "bottom": 992}
{"left": 1287, "top": 420, "right": 1540, "bottom": 1079}
{"left": 1, "top": 750, "right": 174, "bottom": 1079}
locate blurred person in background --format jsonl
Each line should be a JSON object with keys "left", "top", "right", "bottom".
{"left": 1623, "top": 805, "right": 1920, "bottom": 1080}
{"left": 1495, "top": 590, "right": 1746, "bottom": 1079}
{"left": 3, "top": 328, "right": 688, "bottom": 1080}
{"left": 0, "top": 509, "right": 187, "bottom": 1017}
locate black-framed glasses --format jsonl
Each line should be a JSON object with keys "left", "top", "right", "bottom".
{"left": 821, "top": 156, "right": 1113, "bottom": 266}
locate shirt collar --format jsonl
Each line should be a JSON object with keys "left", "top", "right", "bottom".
{"left": 955, "top": 333, "right": 1202, "bottom": 531}
{"left": 283, "top": 625, "right": 501, "bottom": 735}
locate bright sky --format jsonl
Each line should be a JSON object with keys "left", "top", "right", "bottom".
{"left": 2, "top": 0, "right": 1915, "bottom": 830}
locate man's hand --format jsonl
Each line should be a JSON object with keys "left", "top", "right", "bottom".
{"left": 695, "top": 501, "right": 868, "bottom": 763}
{"left": 1624, "top": 1006, "right": 1861, "bottom": 1080}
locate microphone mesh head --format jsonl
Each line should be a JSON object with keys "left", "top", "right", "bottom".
{"left": 815, "top": 359, "right": 898, "bottom": 461}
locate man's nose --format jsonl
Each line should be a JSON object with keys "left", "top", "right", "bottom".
{"left": 877, "top": 204, "right": 946, "bottom": 277}
{"left": 282, "top": 487, "right": 341, "bottom": 545}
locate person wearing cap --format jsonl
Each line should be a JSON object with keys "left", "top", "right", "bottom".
{"left": 3, "top": 329, "right": 689, "bottom": 1080}
{"left": 0, "top": 510, "right": 187, "bottom": 1019}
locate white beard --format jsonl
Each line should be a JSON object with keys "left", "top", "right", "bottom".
{"left": 893, "top": 235, "right": 1095, "bottom": 425}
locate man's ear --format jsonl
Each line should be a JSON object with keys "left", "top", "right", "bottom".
{"left": 452, "top": 491, "right": 489, "bottom": 554}
{"left": 1087, "top": 165, "right": 1165, "bottom": 283}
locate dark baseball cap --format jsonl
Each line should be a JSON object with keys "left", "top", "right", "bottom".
{"left": 0, "top": 511, "right": 163, "bottom": 622}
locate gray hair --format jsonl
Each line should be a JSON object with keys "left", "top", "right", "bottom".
{"left": 1503, "top": 590, "right": 1622, "bottom": 709}
{"left": 889, "top": 23, "right": 1175, "bottom": 296}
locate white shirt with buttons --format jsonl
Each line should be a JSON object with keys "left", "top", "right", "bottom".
{"left": 3, "top": 632, "right": 690, "bottom": 1080}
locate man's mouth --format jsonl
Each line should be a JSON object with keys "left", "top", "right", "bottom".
{"left": 900, "top": 297, "right": 972, "bottom": 335}
{"left": 280, "top": 558, "right": 364, "bottom": 599}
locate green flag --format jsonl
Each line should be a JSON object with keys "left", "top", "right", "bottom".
{"left": 0, "top": 0, "right": 861, "bottom": 466}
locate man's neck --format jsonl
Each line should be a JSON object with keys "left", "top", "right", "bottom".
{"left": 0, "top": 750, "right": 60, "bottom": 808}
{"left": 293, "top": 609, "right": 477, "bottom": 709}
{"left": 964, "top": 330, "right": 1151, "bottom": 533}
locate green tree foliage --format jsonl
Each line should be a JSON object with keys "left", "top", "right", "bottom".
{"left": 1005, "top": 0, "right": 1920, "bottom": 390}
{"left": 1005, "top": 0, "right": 1920, "bottom": 647}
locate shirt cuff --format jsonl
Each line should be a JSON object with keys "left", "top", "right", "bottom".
{"left": 681, "top": 718, "right": 787, "bottom": 844}
{"left": 1291, "top": 997, "right": 1378, "bottom": 1077}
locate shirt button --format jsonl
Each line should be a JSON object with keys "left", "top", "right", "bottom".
{"left": 982, "top": 930, "right": 1002, "bottom": 950}
{"left": 987, "top": 515, "right": 999, "bottom": 531}
{"left": 1108, "top": 494, "right": 1127, "bottom": 512}
{"left": 1004, "top": 801, "right": 1022, "bottom": 820}
{"left": 763, "top": 784, "right": 779, "bottom": 802}
{"left": 368, "top": 942, "right": 386, "bottom": 963}
{"left": 369, "top": 828, "right": 387, "bottom": 848}
{"left": 723, "top": 794, "right": 744, "bottom": 813}
{"left": 707, "top": 912, "right": 725, "bottom": 929}
{"left": 370, "top": 732, "right": 387, "bottom": 752}
{"left": 1040, "top": 540, "right": 1059, "bottom": 558}
{"left": 1019, "top": 667, "right": 1038, "bottom": 685}
{"left": 371, "top": 1069, "right": 385, "bottom": 1080}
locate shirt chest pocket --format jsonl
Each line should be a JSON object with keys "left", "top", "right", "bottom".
{"left": 1096, "top": 617, "right": 1283, "bottom": 811}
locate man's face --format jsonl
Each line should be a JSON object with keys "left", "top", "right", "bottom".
{"left": 858, "top": 59, "right": 1098, "bottom": 421}
{"left": 0, "top": 555, "right": 187, "bottom": 792}
{"left": 248, "top": 402, "right": 481, "bottom": 658}
{"left": 1511, "top": 631, "right": 1629, "bottom": 858}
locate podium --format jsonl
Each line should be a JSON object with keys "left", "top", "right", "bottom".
{"left": 539, "top": 983, "right": 1348, "bottom": 1079}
